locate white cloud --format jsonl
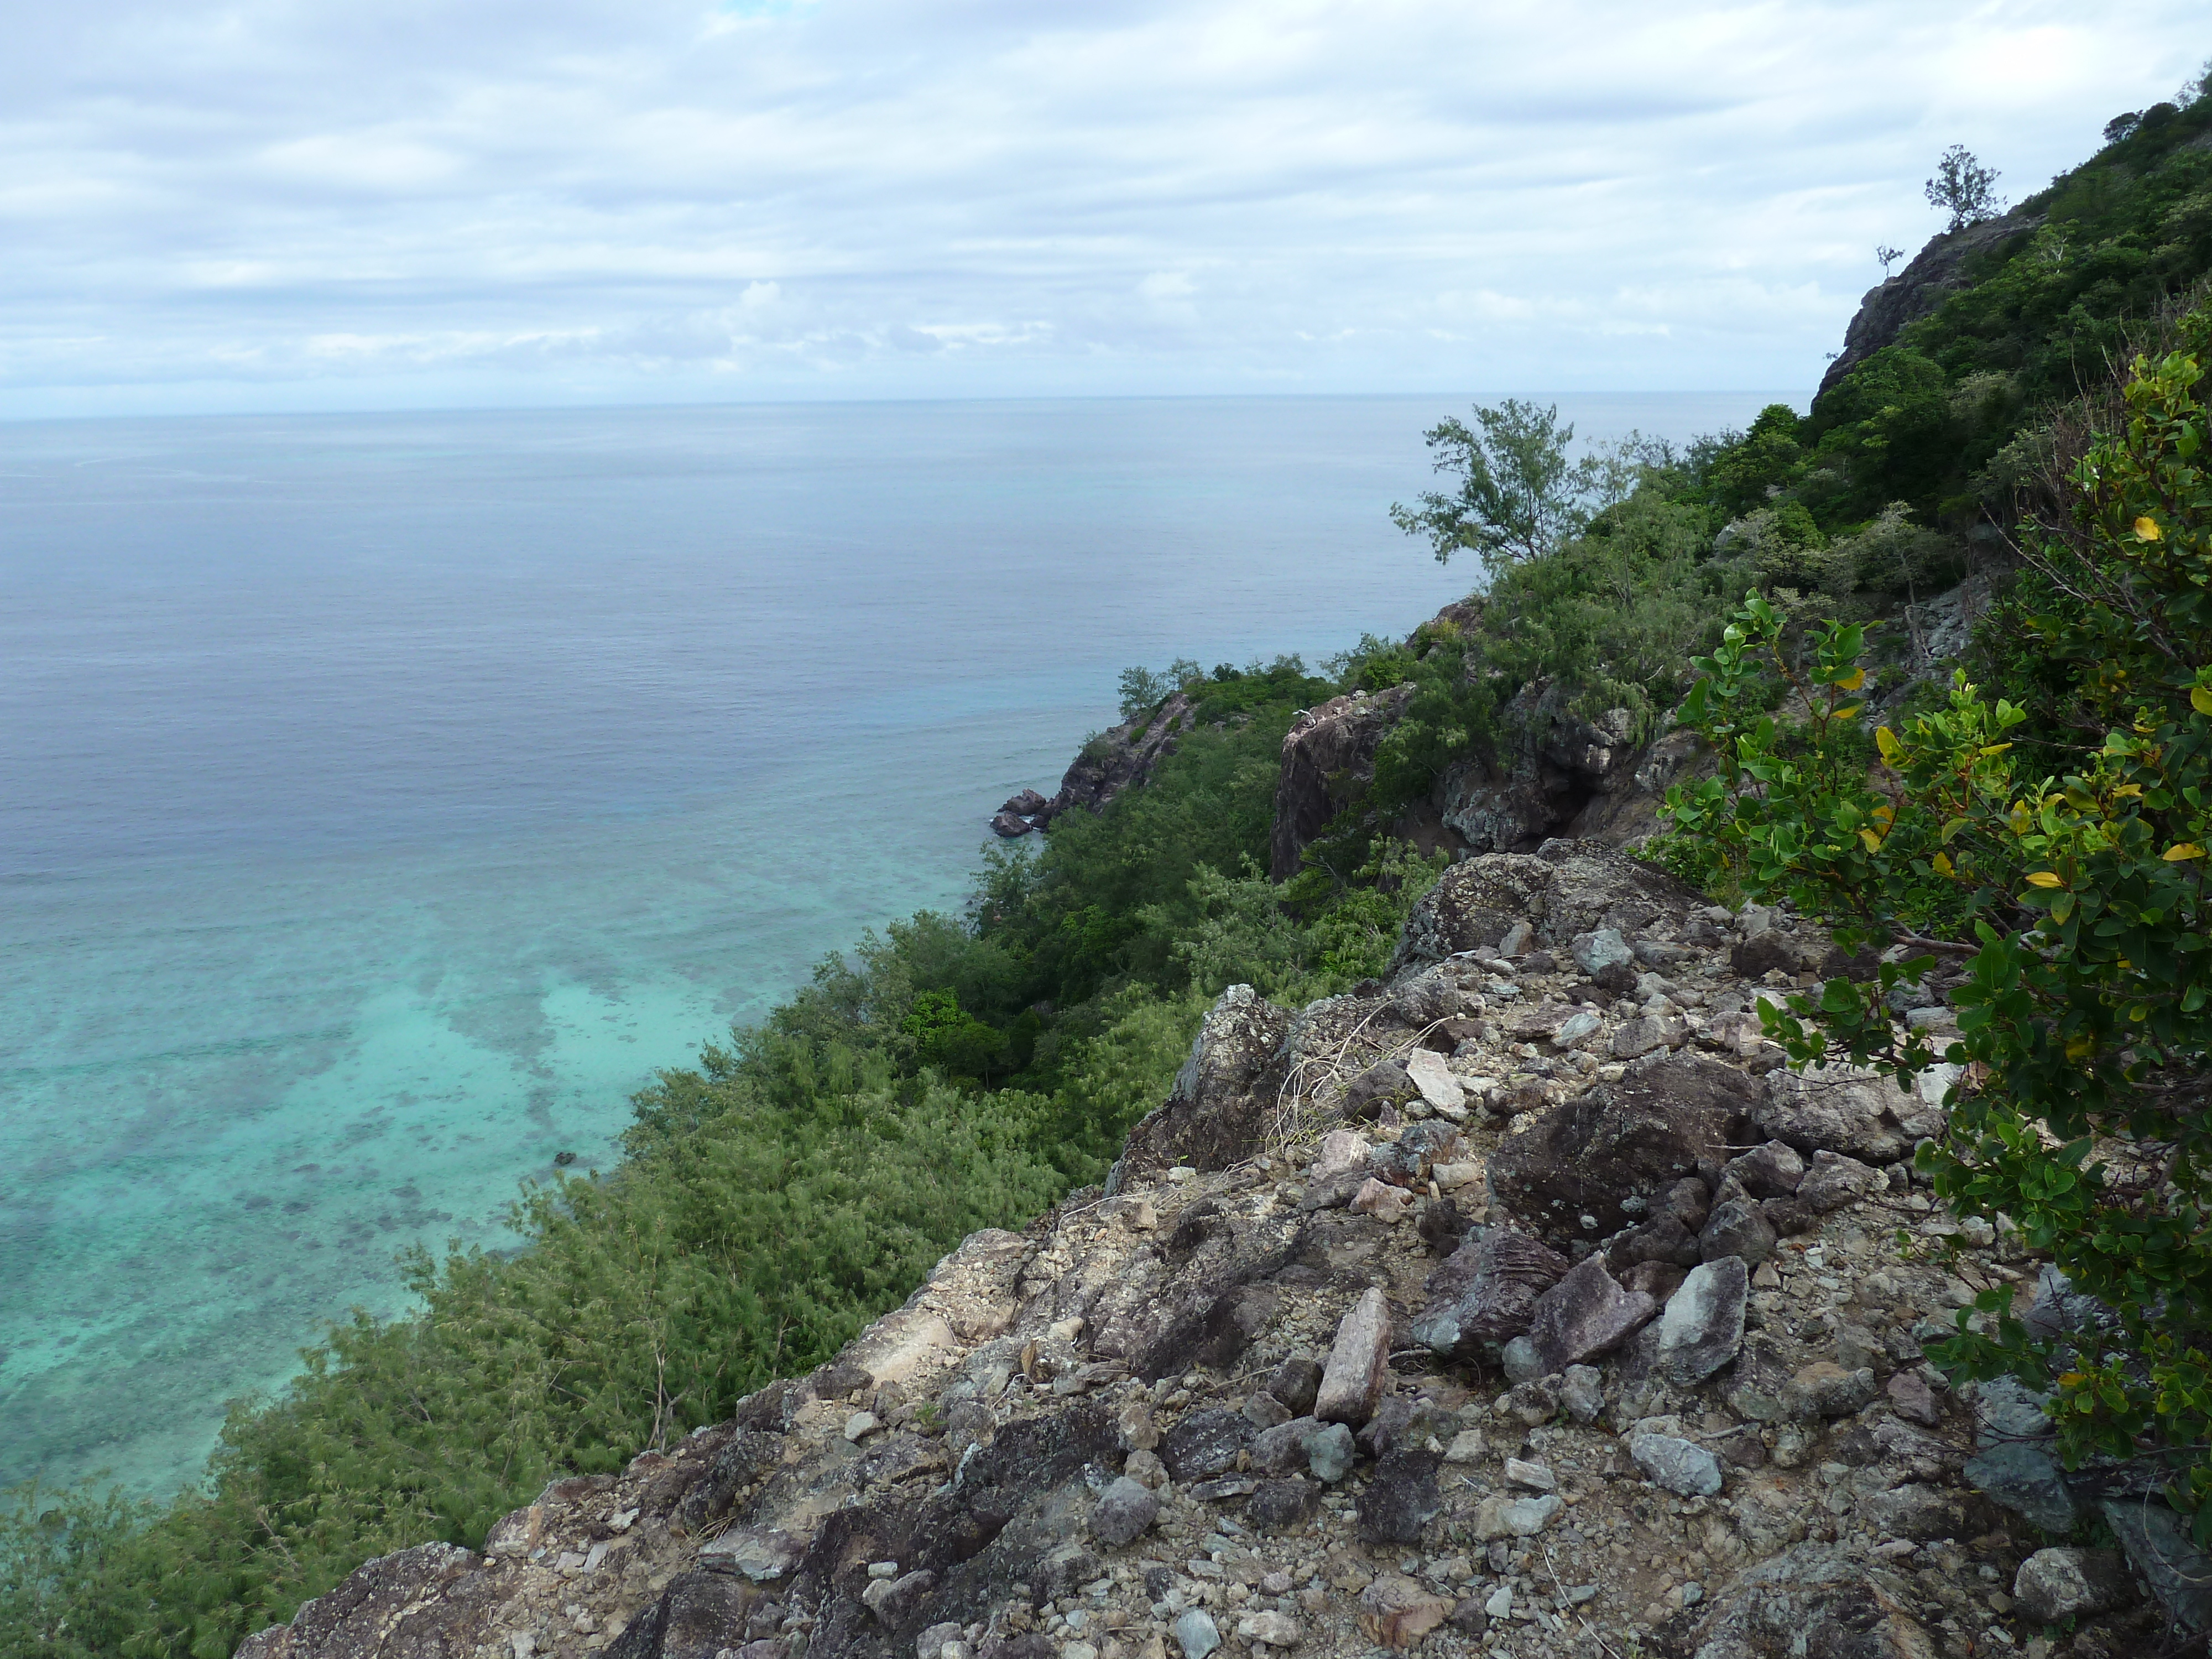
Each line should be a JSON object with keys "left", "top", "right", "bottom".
{"left": 0, "top": 0, "right": 2203, "bottom": 414}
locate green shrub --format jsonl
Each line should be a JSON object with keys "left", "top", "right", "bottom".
{"left": 1662, "top": 325, "right": 2212, "bottom": 1541}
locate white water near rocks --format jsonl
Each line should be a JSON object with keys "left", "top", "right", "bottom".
{"left": 0, "top": 392, "right": 1793, "bottom": 1497}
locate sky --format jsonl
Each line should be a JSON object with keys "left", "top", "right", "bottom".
{"left": 2, "top": 1, "right": 2205, "bottom": 418}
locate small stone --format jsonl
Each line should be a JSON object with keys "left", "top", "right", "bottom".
{"left": 1724, "top": 1140, "right": 1806, "bottom": 1198}
{"left": 1357, "top": 1447, "right": 1443, "bottom": 1544}
{"left": 1267, "top": 1355, "right": 1323, "bottom": 1416}
{"left": 1432, "top": 1160, "right": 1483, "bottom": 1189}
{"left": 1167, "top": 1165, "right": 1198, "bottom": 1183}
{"left": 1554, "top": 1009, "right": 1602, "bottom": 1047}
{"left": 1243, "top": 1391, "right": 1292, "bottom": 1430}
{"left": 844, "top": 1411, "right": 881, "bottom": 1441}
{"left": 1559, "top": 1365, "right": 1605, "bottom": 1425}
{"left": 1349, "top": 1178, "right": 1412, "bottom": 1220}
{"left": 1966, "top": 1441, "right": 2081, "bottom": 1532}
{"left": 1503, "top": 1457, "right": 1555, "bottom": 1491}
{"left": 1781, "top": 1361, "right": 1877, "bottom": 1419}
{"left": 1699, "top": 1197, "right": 1778, "bottom": 1264}
{"left": 1524, "top": 1255, "right": 1658, "bottom": 1374}
{"left": 1117, "top": 1399, "right": 1160, "bottom": 1451}
{"left": 1500, "top": 1335, "right": 1546, "bottom": 1384}
{"left": 1234, "top": 1611, "right": 1305, "bottom": 1648}
{"left": 1307, "top": 1422, "right": 1357, "bottom": 1484}
{"left": 1886, "top": 1370, "right": 1942, "bottom": 1426}
{"left": 1629, "top": 1433, "right": 1723, "bottom": 1498}
{"left": 868, "top": 1561, "right": 900, "bottom": 1579}
{"left": 1161, "top": 1407, "right": 1252, "bottom": 1481}
{"left": 1315, "top": 1287, "right": 1392, "bottom": 1426}
{"left": 1572, "top": 928, "right": 1635, "bottom": 977}
{"left": 1314, "top": 1129, "right": 1369, "bottom": 1177}
{"left": 1359, "top": 1574, "right": 1454, "bottom": 1646}
{"left": 1092, "top": 1476, "right": 1159, "bottom": 1546}
{"left": 1442, "top": 1428, "right": 1487, "bottom": 1464}
{"left": 1484, "top": 1583, "right": 1514, "bottom": 1619}
{"left": 1798, "top": 1149, "right": 1882, "bottom": 1211}
{"left": 1123, "top": 1448, "right": 1168, "bottom": 1489}
{"left": 1248, "top": 1477, "right": 1318, "bottom": 1530}
{"left": 916, "top": 1621, "right": 965, "bottom": 1659}
{"left": 1172, "top": 1608, "right": 1221, "bottom": 1659}
{"left": 1472, "top": 1493, "right": 1562, "bottom": 1538}
{"left": 1406, "top": 1048, "right": 1467, "bottom": 1113}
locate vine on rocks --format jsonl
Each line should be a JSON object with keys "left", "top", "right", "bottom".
{"left": 1662, "top": 328, "right": 2212, "bottom": 1538}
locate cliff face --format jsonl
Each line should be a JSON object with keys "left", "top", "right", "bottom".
{"left": 1815, "top": 210, "right": 2043, "bottom": 401}
{"left": 236, "top": 842, "right": 2186, "bottom": 1659}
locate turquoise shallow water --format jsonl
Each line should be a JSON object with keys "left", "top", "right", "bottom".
{"left": 0, "top": 392, "right": 1793, "bottom": 1498}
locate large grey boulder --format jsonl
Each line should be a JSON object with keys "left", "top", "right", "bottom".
{"left": 1757, "top": 1064, "right": 1941, "bottom": 1163}
{"left": 1108, "top": 985, "right": 1291, "bottom": 1192}
{"left": 1269, "top": 684, "right": 1417, "bottom": 880}
{"left": 2011, "top": 1547, "right": 2132, "bottom": 1624}
{"left": 2103, "top": 1500, "right": 2212, "bottom": 1631}
{"left": 1489, "top": 1051, "right": 1761, "bottom": 1239}
{"left": 1667, "top": 1542, "right": 1937, "bottom": 1659}
{"left": 1389, "top": 844, "right": 1700, "bottom": 976}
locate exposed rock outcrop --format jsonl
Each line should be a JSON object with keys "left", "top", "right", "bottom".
{"left": 995, "top": 691, "right": 1200, "bottom": 836}
{"left": 239, "top": 846, "right": 2165, "bottom": 1659}
{"left": 1269, "top": 685, "right": 1417, "bottom": 879}
{"left": 1817, "top": 210, "right": 2045, "bottom": 400}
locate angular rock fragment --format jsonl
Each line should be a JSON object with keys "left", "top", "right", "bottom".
{"left": 1267, "top": 1355, "right": 1323, "bottom": 1417}
{"left": 1782, "top": 1361, "right": 1878, "bottom": 1419}
{"left": 1091, "top": 1476, "right": 1159, "bottom": 1546}
{"left": 1306, "top": 1422, "right": 1357, "bottom": 1484}
{"left": 1250, "top": 1415, "right": 1324, "bottom": 1475}
{"left": 2012, "top": 1546, "right": 2134, "bottom": 1624}
{"left": 1161, "top": 1407, "right": 1253, "bottom": 1481}
{"left": 1757, "top": 1064, "right": 1928, "bottom": 1162}
{"left": 1357, "top": 1447, "right": 1442, "bottom": 1543}
{"left": 1405, "top": 1048, "right": 1466, "bottom": 1113}
{"left": 1524, "top": 1256, "right": 1658, "bottom": 1374}
{"left": 1411, "top": 1228, "right": 1570, "bottom": 1355}
{"left": 1247, "top": 1477, "right": 1318, "bottom": 1531}
{"left": 1724, "top": 1140, "right": 1805, "bottom": 1198}
{"left": 1656, "top": 1257, "right": 1748, "bottom": 1385}
{"left": 1315, "top": 1289, "right": 1391, "bottom": 1426}
{"left": 1699, "top": 1197, "right": 1779, "bottom": 1264}
{"left": 1629, "top": 1433, "right": 1723, "bottom": 1497}
{"left": 1359, "top": 1574, "right": 1455, "bottom": 1648}
{"left": 1798, "top": 1149, "right": 1883, "bottom": 1211}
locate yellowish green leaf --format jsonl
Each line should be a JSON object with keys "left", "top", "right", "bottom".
{"left": 2164, "top": 842, "right": 2206, "bottom": 862}
{"left": 2025, "top": 871, "right": 2065, "bottom": 888}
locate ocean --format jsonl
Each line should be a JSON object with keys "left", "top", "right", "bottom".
{"left": 0, "top": 391, "right": 1793, "bottom": 1498}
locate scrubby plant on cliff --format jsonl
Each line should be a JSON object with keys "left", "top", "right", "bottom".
{"left": 1661, "top": 327, "right": 2212, "bottom": 1538}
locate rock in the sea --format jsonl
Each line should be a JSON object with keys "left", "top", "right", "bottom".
{"left": 1488, "top": 1051, "right": 1760, "bottom": 1239}
{"left": 1629, "top": 1433, "right": 1723, "bottom": 1498}
{"left": 1314, "top": 1287, "right": 1392, "bottom": 1426}
{"left": 989, "top": 810, "right": 1035, "bottom": 837}
{"left": 1001, "top": 788, "right": 1051, "bottom": 817}
{"left": 1524, "top": 1256, "right": 1657, "bottom": 1374}
{"left": 1091, "top": 1475, "right": 1159, "bottom": 1546}
{"left": 1656, "top": 1257, "right": 1749, "bottom": 1385}
{"left": 2012, "top": 1546, "right": 2134, "bottom": 1624}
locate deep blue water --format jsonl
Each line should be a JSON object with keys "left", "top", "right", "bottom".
{"left": 0, "top": 392, "right": 1792, "bottom": 1496}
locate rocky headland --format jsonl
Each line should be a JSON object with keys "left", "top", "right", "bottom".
{"left": 236, "top": 832, "right": 2201, "bottom": 1659}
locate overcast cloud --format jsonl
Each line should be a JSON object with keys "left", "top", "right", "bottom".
{"left": 2, "top": 0, "right": 2203, "bottom": 415}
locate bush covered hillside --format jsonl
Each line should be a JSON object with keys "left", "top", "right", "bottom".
{"left": 9, "top": 87, "right": 2212, "bottom": 1657}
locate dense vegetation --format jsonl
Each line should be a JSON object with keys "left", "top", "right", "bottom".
{"left": 12, "top": 83, "right": 2212, "bottom": 1655}
{"left": 1662, "top": 302, "right": 2212, "bottom": 1542}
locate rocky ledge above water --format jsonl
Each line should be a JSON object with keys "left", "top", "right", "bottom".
{"left": 237, "top": 844, "right": 2207, "bottom": 1659}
